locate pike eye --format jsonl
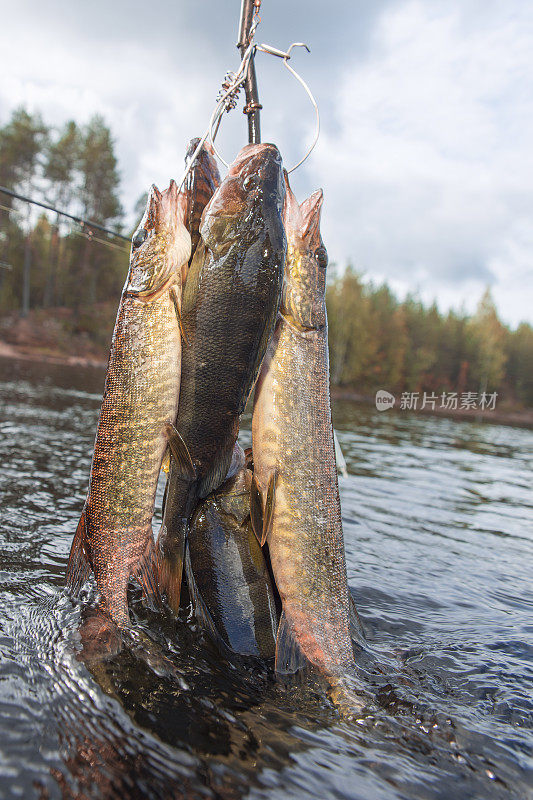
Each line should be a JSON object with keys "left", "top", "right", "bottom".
{"left": 242, "top": 175, "right": 256, "bottom": 191}
{"left": 132, "top": 228, "right": 147, "bottom": 248}
{"left": 315, "top": 245, "right": 328, "bottom": 270}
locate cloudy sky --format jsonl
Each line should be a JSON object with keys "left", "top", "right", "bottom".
{"left": 2, "top": 0, "right": 532, "bottom": 325}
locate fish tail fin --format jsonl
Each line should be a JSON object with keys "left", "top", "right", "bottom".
{"left": 275, "top": 610, "right": 310, "bottom": 676}
{"left": 328, "top": 677, "right": 368, "bottom": 720}
{"left": 157, "top": 519, "right": 187, "bottom": 614}
{"left": 65, "top": 509, "right": 92, "bottom": 596}
{"left": 133, "top": 533, "right": 163, "bottom": 611}
{"left": 76, "top": 607, "right": 124, "bottom": 667}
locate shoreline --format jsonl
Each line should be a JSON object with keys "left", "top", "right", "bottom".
{"left": 1, "top": 340, "right": 531, "bottom": 429}
{"left": 0, "top": 340, "right": 107, "bottom": 369}
{"left": 331, "top": 387, "right": 533, "bottom": 430}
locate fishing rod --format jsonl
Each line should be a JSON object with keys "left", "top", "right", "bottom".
{"left": 0, "top": 185, "right": 131, "bottom": 243}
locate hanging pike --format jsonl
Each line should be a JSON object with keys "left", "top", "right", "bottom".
{"left": 65, "top": 181, "right": 191, "bottom": 629}
{"left": 252, "top": 174, "right": 364, "bottom": 713}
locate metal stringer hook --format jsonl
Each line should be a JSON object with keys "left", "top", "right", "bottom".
{"left": 176, "top": 35, "right": 320, "bottom": 188}
{"left": 256, "top": 42, "right": 320, "bottom": 173}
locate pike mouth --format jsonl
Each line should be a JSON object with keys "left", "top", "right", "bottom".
{"left": 125, "top": 274, "right": 177, "bottom": 304}
{"left": 280, "top": 310, "right": 325, "bottom": 335}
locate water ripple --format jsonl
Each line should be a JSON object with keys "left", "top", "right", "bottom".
{"left": 0, "top": 359, "right": 531, "bottom": 799}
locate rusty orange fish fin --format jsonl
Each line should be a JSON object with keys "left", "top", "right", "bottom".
{"left": 184, "top": 543, "right": 233, "bottom": 656}
{"left": 170, "top": 284, "right": 189, "bottom": 346}
{"left": 65, "top": 508, "right": 92, "bottom": 596}
{"left": 261, "top": 470, "right": 277, "bottom": 547}
{"left": 250, "top": 473, "right": 264, "bottom": 545}
{"left": 133, "top": 533, "right": 163, "bottom": 611}
{"left": 349, "top": 593, "right": 366, "bottom": 645}
{"left": 244, "top": 447, "right": 253, "bottom": 470}
{"left": 327, "top": 678, "right": 367, "bottom": 719}
{"left": 161, "top": 447, "right": 170, "bottom": 474}
{"left": 157, "top": 519, "right": 186, "bottom": 614}
{"left": 165, "top": 423, "right": 196, "bottom": 480}
{"left": 275, "top": 609, "right": 309, "bottom": 676}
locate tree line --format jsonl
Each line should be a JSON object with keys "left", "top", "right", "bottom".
{"left": 327, "top": 267, "right": 533, "bottom": 406}
{"left": 0, "top": 107, "right": 531, "bottom": 406}
{"left": 0, "top": 108, "right": 127, "bottom": 318}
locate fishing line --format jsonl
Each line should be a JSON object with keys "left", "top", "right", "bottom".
{"left": 0, "top": 185, "right": 131, "bottom": 242}
{"left": 73, "top": 227, "right": 130, "bottom": 253}
{"left": 0, "top": 196, "right": 129, "bottom": 255}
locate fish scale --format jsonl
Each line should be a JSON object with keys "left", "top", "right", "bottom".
{"left": 66, "top": 182, "right": 191, "bottom": 629}
{"left": 158, "top": 143, "right": 286, "bottom": 613}
{"left": 252, "top": 178, "right": 357, "bottom": 693}
{"left": 73, "top": 295, "right": 181, "bottom": 626}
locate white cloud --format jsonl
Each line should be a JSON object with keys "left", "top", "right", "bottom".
{"left": 313, "top": 0, "right": 533, "bottom": 325}
{"left": 0, "top": 0, "right": 532, "bottom": 325}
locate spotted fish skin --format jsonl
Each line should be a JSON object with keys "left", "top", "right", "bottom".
{"left": 252, "top": 176, "right": 356, "bottom": 683}
{"left": 158, "top": 143, "right": 286, "bottom": 611}
{"left": 184, "top": 137, "right": 221, "bottom": 264}
{"left": 66, "top": 181, "right": 191, "bottom": 628}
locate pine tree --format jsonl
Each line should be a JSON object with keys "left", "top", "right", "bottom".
{"left": 0, "top": 108, "right": 48, "bottom": 315}
{"left": 74, "top": 116, "right": 124, "bottom": 311}
{"left": 43, "top": 120, "right": 81, "bottom": 306}
{"left": 467, "top": 288, "right": 507, "bottom": 393}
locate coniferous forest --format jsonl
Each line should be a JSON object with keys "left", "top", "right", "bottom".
{"left": 0, "top": 107, "right": 531, "bottom": 408}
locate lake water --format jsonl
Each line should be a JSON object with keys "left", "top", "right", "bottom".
{"left": 0, "top": 356, "right": 531, "bottom": 800}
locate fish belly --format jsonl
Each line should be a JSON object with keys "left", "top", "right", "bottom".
{"left": 85, "top": 293, "right": 181, "bottom": 617}
{"left": 253, "top": 320, "right": 354, "bottom": 676}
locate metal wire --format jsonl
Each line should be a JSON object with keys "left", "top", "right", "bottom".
{"left": 0, "top": 185, "right": 131, "bottom": 242}
{"left": 255, "top": 42, "right": 319, "bottom": 173}
{"left": 176, "top": 39, "right": 257, "bottom": 188}
{"left": 283, "top": 53, "right": 320, "bottom": 172}
{"left": 177, "top": 5, "right": 320, "bottom": 180}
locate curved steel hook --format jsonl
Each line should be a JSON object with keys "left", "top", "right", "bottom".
{"left": 249, "top": 41, "right": 319, "bottom": 173}
{"left": 177, "top": 38, "right": 319, "bottom": 184}
{"left": 282, "top": 45, "right": 320, "bottom": 173}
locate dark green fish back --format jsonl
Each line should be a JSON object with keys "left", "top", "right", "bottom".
{"left": 167, "top": 144, "right": 286, "bottom": 518}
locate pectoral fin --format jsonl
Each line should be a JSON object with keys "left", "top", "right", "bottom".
{"left": 157, "top": 520, "right": 186, "bottom": 614}
{"left": 132, "top": 533, "right": 163, "bottom": 611}
{"left": 170, "top": 284, "right": 189, "bottom": 345}
{"left": 349, "top": 593, "right": 366, "bottom": 645}
{"left": 263, "top": 471, "right": 277, "bottom": 546}
{"left": 244, "top": 447, "right": 253, "bottom": 470}
{"left": 65, "top": 509, "right": 92, "bottom": 596}
{"left": 250, "top": 472, "right": 276, "bottom": 547}
{"left": 275, "top": 610, "right": 309, "bottom": 675}
{"left": 250, "top": 474, "right": 263, "bottom": 544}
{"left": 164, "top": 423, "right": 196, "bottom": 481}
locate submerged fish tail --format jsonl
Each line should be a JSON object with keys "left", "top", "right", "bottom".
{"left": 157, "top": 517, "right": 187, "bottom": 613}
{"left": 65, "top": 508, "right": 91, "bottom": 596}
